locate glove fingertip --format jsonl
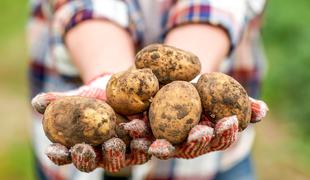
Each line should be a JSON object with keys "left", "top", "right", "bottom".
{"left": 215, "top": 115, "right": 238, "bottom": 135}
{"left": 122, "top": 119, "right": 149, "bottom": 138}
{"left": 131, "top": 138, "right": 151, "bottom": 152}
{"left": 250, "top": 98, "right": 269, "bottom": 123}
{"left": 102, "top": 138, "right": 126, "bottom": 172}
{"left": 187, "top": 125, "right": 214, "bottom": 143}
{"left": 126, "top": 138, "right": 151, "bottom": 166}
{"left": 209, "top": 116, "right": 239, "bottom": 152}
{"left": 148, "top": 139, "right": 175, "bottom": 160}
{"left": 70, "top": 143, "right": 98, "bottom": 173}
{"left": 32, "top": 93, "right": 61, "bottom": 114}
{"left": 31, "top": 93, "right": 49, "bottom": 114}
{"left": 45, "top": 143, "right": 72, "bottom": 165}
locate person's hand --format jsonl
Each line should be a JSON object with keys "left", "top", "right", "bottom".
{"left": 31, "top": 74, "right": 152, "bottom": 173}
{"left": 32, "top": 72, "right": 269, "bottom": 170}
{"left": 148, "top": 97, "right": 268, "bottom": 159}
{"left": 31, "top": 73, "right": 112, "bottom": 114}
{"left": 45, "top": 136, "right": 151, "bottom": 172}
{"left": 107, "top": 97, "right": 268, "bottom": 160}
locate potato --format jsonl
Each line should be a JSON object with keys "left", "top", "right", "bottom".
{"left": 149, "top": 81, "right": 202, "bottom": 144}
{"left": 106, "top": 68, "right": 159, "bottom": 115}
{"left": 135, "top": 44, "right": 201, "bottom": 84}
{"left": 196, "top": 72, "right": 251, "bottom": 131}
{"left": 43, "top": 96, "right": 116, "bottom": 147}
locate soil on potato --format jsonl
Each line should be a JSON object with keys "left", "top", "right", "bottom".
{"left": 43, "top": 96, "right": 116, "bottom": 147}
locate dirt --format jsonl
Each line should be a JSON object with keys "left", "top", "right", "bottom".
{"left": 253, "top": 114, "right": 310, "bottom": 180}
{"left": 0, "top": 88, "right": 30, "bottom": 146}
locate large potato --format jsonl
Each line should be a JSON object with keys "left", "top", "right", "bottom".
{"left": 135, "top": 44, "right": 201, "bottom": 84}
{"left": 106, "top": 68, "right": 159, "bottom": 115}
{"left": 196, "top": 72, "right": 251, "bottom": 131}
{"left": 43, "top": 96, "right": 116, "bottom": 147}
{"left": 149, "top": 81, "right": 202, "bottom": 144}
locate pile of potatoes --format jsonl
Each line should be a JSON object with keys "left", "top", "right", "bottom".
{"left": 43, "top": 44, "right": 253, "bottom": 148}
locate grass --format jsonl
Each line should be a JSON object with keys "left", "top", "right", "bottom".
{"left": 0, "top": 0, "right": 309, "bottom": 179}
{"left": 0, "top": 141, "right": 34, "bottom": 180}
{"left": 0, "top": 1, "right": 34, "bottom": 179}
{"left": 261, "top": 0, "right": 310, "bottom": 168}
{"left": 253, "top": 115, "right": 310, "bottom": 180}
{"left": 262, "top": 0, "right": 310, "bottom": 136}
{"left": 0, "top": 1, "right": 28, "bottom": 42}
{"left": 0, "top": 90, "right": 34, "bottom": 180}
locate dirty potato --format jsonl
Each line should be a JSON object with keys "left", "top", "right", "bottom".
{"left": 43, "top": 96, "right": 116, "bottom": 147}
{"left": 106, "top": 68, "right": 159, "bottom": 115}
{"left": 196, "top": 72, "right": 251, "bottom": 131}
{"left": 149, "top": 81, "right": 202, "bottom": 144}
{"left": 135, "top": 44, "right": 201, "bottom": 84}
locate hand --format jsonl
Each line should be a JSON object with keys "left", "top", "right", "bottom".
{"left": 31, "top": 73, "right": 112, "bottom": 114}
{"left": 43, "top": 114, "right": 152, "bottom": 173}
{"left": 45, "top": 137, "right": 151, "bottom": 173}
{"left": 148, "top": 97, "right": 268, "bottom": 159}
{"left": 32, "top": 74, "right": 152, "bottom": 172}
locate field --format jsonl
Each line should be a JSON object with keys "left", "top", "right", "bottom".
{"left": 0, "top": 0, "right": 309, "bottom": 179}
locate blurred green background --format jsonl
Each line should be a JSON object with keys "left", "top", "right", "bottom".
{"left": 0, "top": 0, "right": 309, "bottom": 179}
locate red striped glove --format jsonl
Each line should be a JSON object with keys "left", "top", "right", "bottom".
{"left": 148, "top": 97, "right": 268, "bottom": 159}
{"left": 44, "top": 117, "right": 152, "bottom": 173}
{"left": 32, "top": 74, "right": 152, "bottom": 173}
{"left": 31, "top": 73, "right": 112, "bottom": 114}
{"left": 45, "top": 137, "right": 151, "bottom": 173}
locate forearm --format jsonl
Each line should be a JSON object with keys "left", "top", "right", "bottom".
{"left": 165, "top": 24, "right": 230, "bottom": 73}
{"left": 65, "top": 20, "right": 135, "bottom": 83}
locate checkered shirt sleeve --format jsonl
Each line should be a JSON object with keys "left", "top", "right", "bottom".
{"left": 165, "top": 0, "right": 250, "bottom": 53}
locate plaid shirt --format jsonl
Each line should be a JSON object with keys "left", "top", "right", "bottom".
{"left": 28, "top": 0, "right": 266, "bottom": 179}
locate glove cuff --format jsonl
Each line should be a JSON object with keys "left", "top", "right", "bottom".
{"left": 86, "top": 72, "right": 113, "bottom": 85}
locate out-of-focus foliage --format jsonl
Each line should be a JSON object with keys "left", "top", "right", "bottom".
{"left": 0, "top": 0, "right": 33, "bottom": 180}
{"left": 263, "top": 0, "right": 310, "bottom": 134}
{"left": 262, "top": 0, "right": 310, "bottom": 167}
{"left": 0, "top": 0, "right": 28, "bottom": 94}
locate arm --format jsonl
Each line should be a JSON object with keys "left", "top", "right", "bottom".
{"left": 150, "top": 24, "right": 268, "bottom": 160}
{"left": 163, "top": 0, "right": 249, "bottom": 73}
{"left": 165, "top": 24, "right": 229, "bottom": 73}
{"left": 33, "top": 0, "right": 152, "bottom": 172}
{"left": 47, "top": 0, "right": 135, "bottom": 82}
{"left": 147, "top": 0, "right": 256, "bottom": 160}
{"left": 32, "top": 0, "right": 136, "bottom": 106}
{"left": 65, "top": 20, "right": 135, "bottom": 82}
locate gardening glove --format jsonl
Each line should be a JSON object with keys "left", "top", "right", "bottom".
{"left": 148, "top": 97, "right": 268, "bottom": 159}
{"left": 43, "top": 114, "right": 152, "bottom": 173}
{"left": 32, "top": 73, "right": 112, "bottom": 114}
{"left": 120, "top": 113, "right": 153, "bottom": 165}
{"left": 32, "top": 74, "right": 152, "bottom": 173}
{"left": 45, "top": 137, "right": 151, "bottom": 173}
